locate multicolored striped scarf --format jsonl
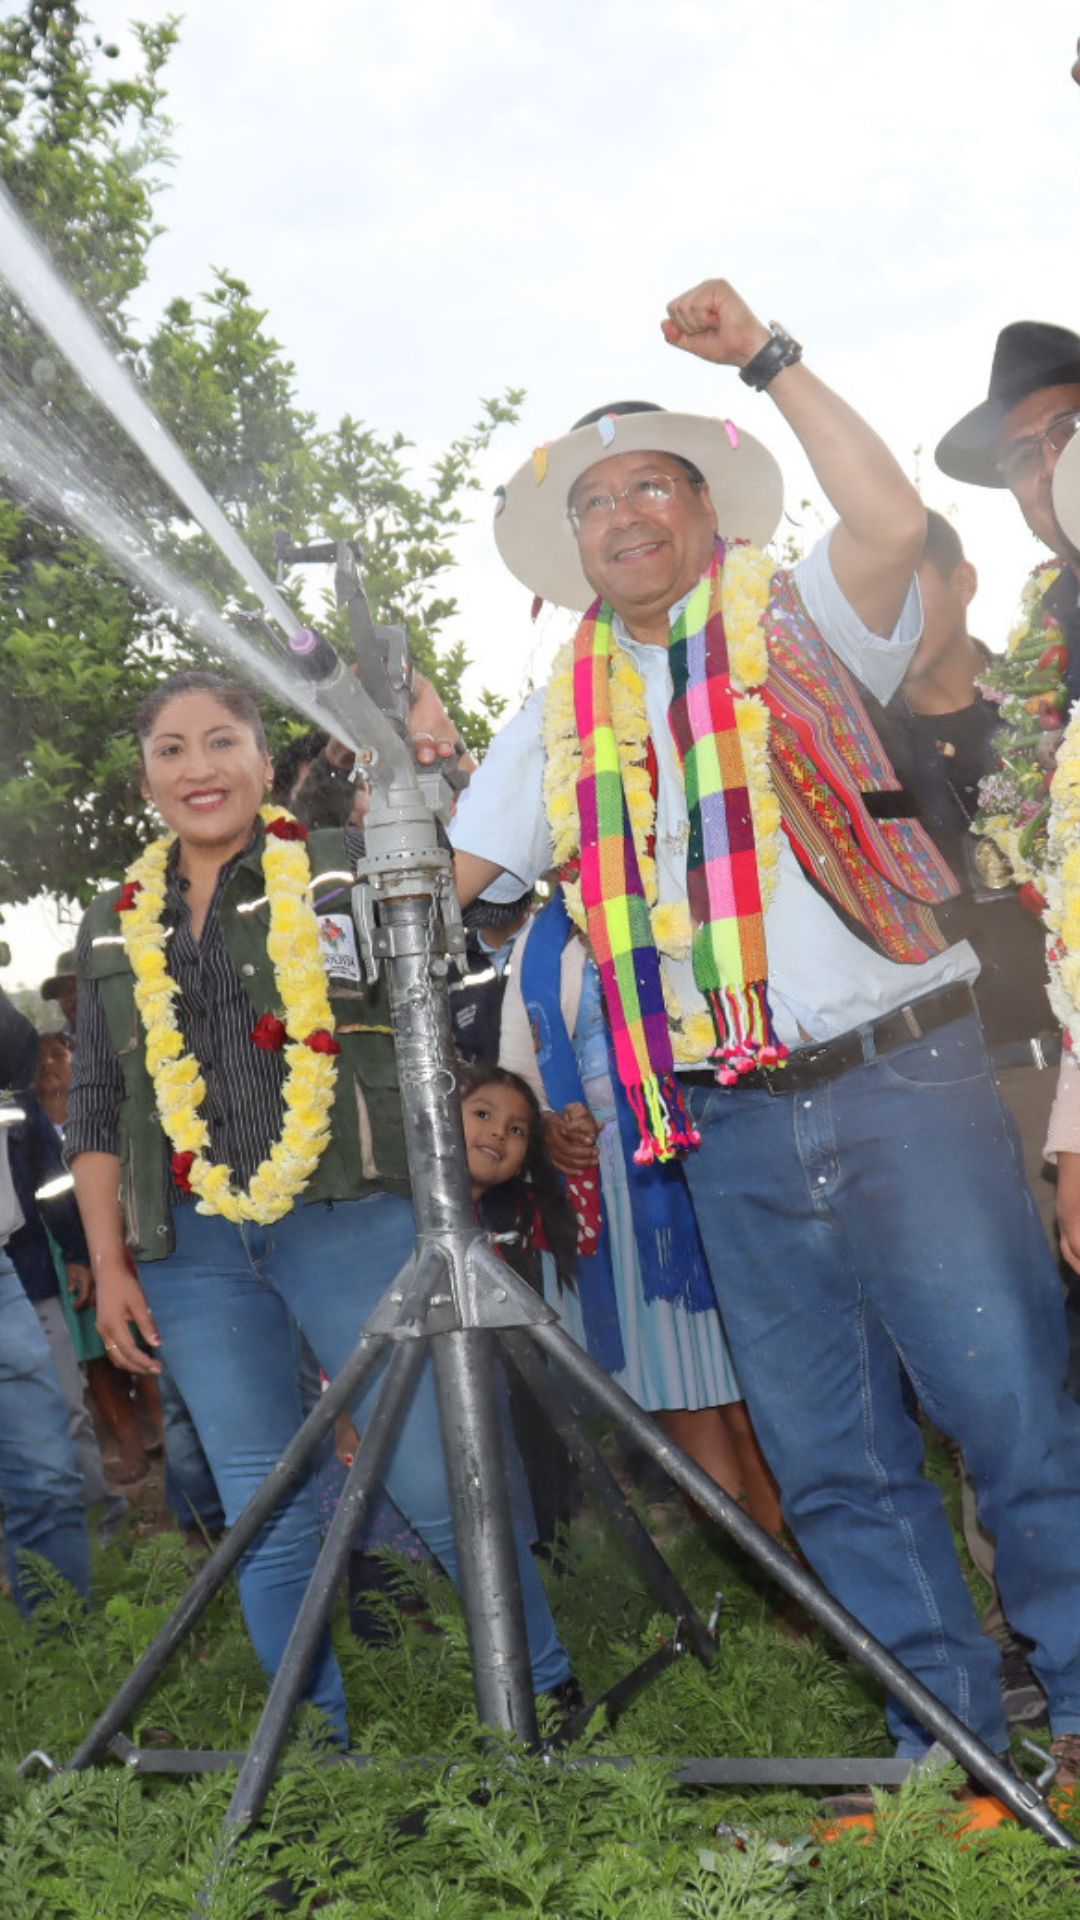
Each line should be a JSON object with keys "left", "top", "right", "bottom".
{"left": 574, "top": 542, "right": 784, "bottom": 1163}
{"left": 571, "top": 544, "right": 960, "bottom": 1164}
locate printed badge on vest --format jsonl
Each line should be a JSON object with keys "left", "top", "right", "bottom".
{"left": 317, "top": 912, "right": 362, "bottom": 984}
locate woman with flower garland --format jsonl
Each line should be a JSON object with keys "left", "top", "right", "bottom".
{"left": 67, "top": 670, "right": 571, "bottom": 1740}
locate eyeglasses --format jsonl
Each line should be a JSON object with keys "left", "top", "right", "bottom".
{"left": 567, "top": 472, "right": 682, "bottom": 531}
{"left": 996, "top": 409, "right": 1080, "bottom": 487}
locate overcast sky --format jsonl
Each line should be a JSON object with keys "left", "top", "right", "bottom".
{"left": 4, "top": 0, "right": 1080, "bottom": 986}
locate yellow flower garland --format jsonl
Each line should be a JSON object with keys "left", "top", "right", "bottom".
{"left": 119, "top": 805, "right": 338, "bottom": 1224}
{"left": 1045, "top": 704, "right": 1080, "bottom": 1054}
{"left": 542, "top": 544, "right": 780, "bottom": 1063}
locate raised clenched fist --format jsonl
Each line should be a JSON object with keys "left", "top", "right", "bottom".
{"left": 661, "top": 278, "right": 771, "bottom": 369}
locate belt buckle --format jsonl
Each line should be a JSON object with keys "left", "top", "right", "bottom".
{"left": 1030, "top": 1034, "right": 1047, "bottom": 1071}
{"left": 899, "top": 1003, "right": 923, "bottom": 1041}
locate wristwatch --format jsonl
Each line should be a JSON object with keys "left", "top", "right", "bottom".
{"left": 739, "top": 323, "right": 803, "bottom": 391}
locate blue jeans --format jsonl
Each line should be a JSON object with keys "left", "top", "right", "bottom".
{"left": 682, "top": 1006, "right": 1080, "bottom": 1756}
{"left": 0, "top": 1251, "right": 90, "bottom": 1615}
{"left": 139, "top": 1194, "right": 569, "bottom": 1740}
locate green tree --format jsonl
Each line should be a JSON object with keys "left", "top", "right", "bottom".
{"left": 0, "top": 3, "right": 515, "bottom": 912}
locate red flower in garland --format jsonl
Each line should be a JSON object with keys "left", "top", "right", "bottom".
{"left": 171, "top": 1151, "right": 196, "bottom": 1193}
{"left": 251, "top": 1012, "right": 288, "bottom": 1051}
{"left": 116, "top": 880, "right": 143, "bottom": 912}
{"left": 265, "top": 817, "right": 309, "bottom": 842}
{"left": 1018, "top": 881, "right": 1048, "bottom": 917}
{"left": 304, "top": 1028, "right": 341, "bottom": 1055}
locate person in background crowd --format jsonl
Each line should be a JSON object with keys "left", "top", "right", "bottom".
{"left": 0, "top": 988, "right": 90, "bottom": 1615}
{"left": 449, "top": 892, "right": 535, "bottom": 1066}
{"left": 22, "top": 1038, "right": 220, "bottom": 1537}
{"left": 452, "top": 274, "right": 1080, "bottom": 1786}
{"left": 935, "top": 323, "right": 1080, "bottom": 741}
{"left": 271, "top": 726, "right": 372, "bottom": 830}
{"left": 7, "top": 1035, "right": 127, "bottom": 1541}
{"left": 1033, "top": 432, "right": 1080, "bottom": 1282}
{"left": 34, "top": 1023, "right": 166, "bottom": 1485}
{"left": 40, "top": 951, "right": 78, "bottom": 1040}
{"left": 882, "top": 513, "right": 1063, "bottom": 1228}
{"left": 872, "top": 510, "right": 1065, "bottom": 1728}
{"left": 936, "top": 329, "right": 1080, "bottom": 1408}
{"left": 271, "top": 671, "right": 471, "bottom": 832}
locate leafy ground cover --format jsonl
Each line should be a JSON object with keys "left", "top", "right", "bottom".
{"left": 2, "top": 1494, "right": 1078, "bottom": 1918}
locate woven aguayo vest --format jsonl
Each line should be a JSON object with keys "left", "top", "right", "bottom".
{"left": 760, "top": 569, "right": 959, "bottom": 962}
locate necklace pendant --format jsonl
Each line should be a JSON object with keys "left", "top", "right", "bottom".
{"left": 972, "top": 836, "right": 1014, "bottom": 892}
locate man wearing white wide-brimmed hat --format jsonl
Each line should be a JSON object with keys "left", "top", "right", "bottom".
{"left": 451, "top": 276, "right": 1080, "bottom": 1784}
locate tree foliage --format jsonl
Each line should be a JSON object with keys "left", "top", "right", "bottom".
{"left": 0, "top": 2, "right": 516, "bottom": 910}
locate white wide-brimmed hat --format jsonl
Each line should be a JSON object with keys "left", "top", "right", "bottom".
{"left": 1053, "top": 428, "right": 1080, "bottom": 551}
{"left": 492, "top": 401, "right": 784, "bottom": 611}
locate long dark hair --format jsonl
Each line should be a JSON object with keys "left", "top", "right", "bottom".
{"left": 457, "top": 1062, "right": 577, "bottom": 1290}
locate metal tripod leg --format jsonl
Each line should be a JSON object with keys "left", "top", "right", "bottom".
{"left": 433, "top": 1327, "right": 539, "bottom": 1744}
{"left": 531, "top": 1318, "right": 1077, "bottom": 1851}
{"left": 64, "top": 1253, "right": 434, "bottom": 1774}
{"left": 219, "top": 1332, "right": 430, "bottom": 1842}
{"left": 500, "top": 1327, "right": 714, "bottom": 1668}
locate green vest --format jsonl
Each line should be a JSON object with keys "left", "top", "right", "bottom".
{"left": 77, "top": 827, "right": 409, "bottom": 1260}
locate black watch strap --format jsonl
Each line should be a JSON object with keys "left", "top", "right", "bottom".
{"left": 739, "top": 323, "right": 803, "bottom": 391}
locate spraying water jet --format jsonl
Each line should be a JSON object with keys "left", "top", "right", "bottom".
{"left": 0, "top": 179, "right": 298, "bottom": 639}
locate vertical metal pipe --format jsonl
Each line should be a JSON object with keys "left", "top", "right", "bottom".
{"left": 377, "top": 887, "right": 477, "bottom": 1243}
{"left": 433, "top": 1330, "right": 539, "bottom": 1742}
{"left": 370, "top": 874, "right": 544, "bottom": 1740}
{"left": 220, "top": 1336, "right": 429, "bottom": 1839}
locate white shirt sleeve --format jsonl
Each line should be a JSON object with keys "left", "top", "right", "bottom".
{"left": 448, "top": 687, "right": 554, "bottom": 900}
{"left": 792, "top": 528, "right": 923, "bottom": 705}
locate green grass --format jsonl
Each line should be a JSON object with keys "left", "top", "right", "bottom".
{"left": 1, "top": 1512, "right": 1078, "bottom": 1918}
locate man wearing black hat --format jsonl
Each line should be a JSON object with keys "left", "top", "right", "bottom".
{"left": 936, "top": 336, "right": 1080, "bottom": 1279}
{"left": 936, "top": 322, "right": 1080, "bottom": 702}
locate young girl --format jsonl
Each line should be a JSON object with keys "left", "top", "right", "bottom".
{"left": 68, "top": 670, "right": 571, "bottom": 1739}
{"left": 459, "top": 1063, "right": 578, "bottom": 1288}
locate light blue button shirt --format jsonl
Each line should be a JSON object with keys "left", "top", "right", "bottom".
{"left": 450, "top": 532, "right": 978, "bottom": 1057}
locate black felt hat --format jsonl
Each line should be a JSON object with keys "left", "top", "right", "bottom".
{"left": 40, "top": 949, "right": 76, "bottom": 999}
{"left": 935, "top": 321, "right": 1080, "bottom": 487}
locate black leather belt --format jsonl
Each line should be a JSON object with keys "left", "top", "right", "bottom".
{"left": 678, "top": 981, "right": 975, "bottom": 1096}
{"left": 988, "top": 1030, "right": 1062, "bottom": 1073}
